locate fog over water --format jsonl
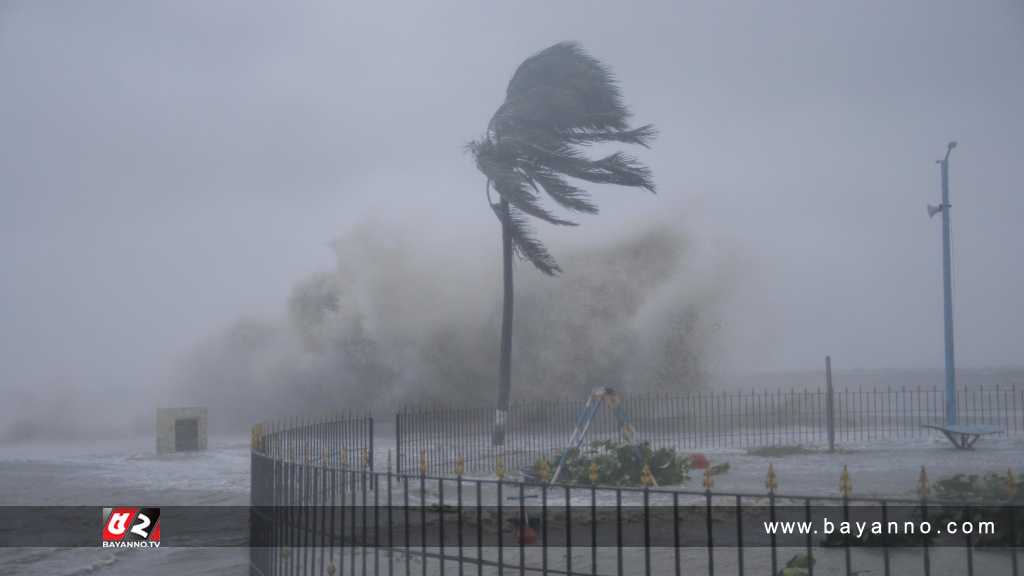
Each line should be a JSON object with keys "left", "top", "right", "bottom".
{"left": 2, "top": 1, "right": 1022, "bottom": 440}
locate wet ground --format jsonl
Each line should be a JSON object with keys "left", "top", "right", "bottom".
{"left": 1, "top": 433, "right": 1020, "bottom": 575}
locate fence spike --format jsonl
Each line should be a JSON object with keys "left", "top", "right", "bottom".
{"left": 703, "top": 462, "right": 714, "bottom": 490}
{"left": 419, "top": 449, "right": 428, "bottom": 476}
{"left": 840, "top": 465, "right": 852, "bottom": 497}
{"left": 1008, "top": 468, "right": 1018, "bottom": 500}
{"left": 918, "top": 466, "right": 929, "bottom": 499}
{"left": 766, "top": 463, "right": 778, "bottom": 493}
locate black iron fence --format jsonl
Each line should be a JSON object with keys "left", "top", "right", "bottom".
{"left": 253, "top": 413, "right": 375, "bottom": 469}
{"left": 251, "top": 416, "right": 1023, "bottom": 576}
{"left": 396, "top": 384, "right": 1024, "bottom": 476}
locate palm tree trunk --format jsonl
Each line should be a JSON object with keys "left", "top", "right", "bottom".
{"left": 493, "top": 198, "right": 514, "bottom": 446}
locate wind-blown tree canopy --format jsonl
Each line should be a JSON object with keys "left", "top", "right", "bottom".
{"left": 470, "top": 42, "right": 656, "bottom": 445}
{"left": 469, "top": 41, "right": 657, "bottom": 275}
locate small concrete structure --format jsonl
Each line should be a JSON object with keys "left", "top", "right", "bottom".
{"left": 156, "top": 407, "right": 208, "bottom": 454}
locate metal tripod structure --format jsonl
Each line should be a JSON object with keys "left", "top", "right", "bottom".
{"left": 549, "top": 387, "right": 635, "bottom": 484}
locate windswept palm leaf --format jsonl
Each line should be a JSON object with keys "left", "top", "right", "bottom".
{"left": 470, "top": 41, "right": 656, "bottom": 275}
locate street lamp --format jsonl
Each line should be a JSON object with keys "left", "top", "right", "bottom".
{"left": 923, "top": 142, "right": 1001, "bottom": 448}
{"left": 928, "top": 141, "right": 958, "bottom": 427}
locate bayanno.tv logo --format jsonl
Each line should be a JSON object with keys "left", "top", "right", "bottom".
{"left": 101, "top": 507, "right": 161, "bottom": 548}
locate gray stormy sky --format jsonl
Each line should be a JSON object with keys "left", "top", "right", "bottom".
{"left": 1, "top": 0, "right": 1022, "bottom": 404}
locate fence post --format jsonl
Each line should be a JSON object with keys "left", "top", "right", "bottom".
{"left": 704, "top": 466, "right": 715, "bottom": 576}
{"left": 369, "top": 415, "right": 375, "bottom": 472}
{"left": 395, "top": 412, "right": 402, "bottom": 475}
{"left": 919, "top": 466, "right": 932, "bottom": 576}
{"left": 767, "top": 463, "right": 778, "bottom": 576}
{"left": 1007, "top": 468, "right": 1019, "bottom": 576}
{"left": 840, "top": 465, "right": 853, "bottom": 574}
{"left": 826, "top": 355, "right": 836, "bottom": 453}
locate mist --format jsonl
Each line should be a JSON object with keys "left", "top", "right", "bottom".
{"left": 2, "top": 1, "right": 1022, "bottom": 441}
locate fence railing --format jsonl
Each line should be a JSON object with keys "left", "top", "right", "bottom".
{"left": 396, "top": 384, "right": 1024, "bottom": 476}
{"left": 251, "top": 415, "right": 1023, "bottom": 576}
{"left": 252, "top": 413, "right": 375, "bottom": 469}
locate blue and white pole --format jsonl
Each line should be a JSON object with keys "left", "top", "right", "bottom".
{"left": 929, "top": 141, "right": 958, "bottom": 426}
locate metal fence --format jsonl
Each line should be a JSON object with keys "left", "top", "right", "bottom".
{"left": 396, "top": 384, "right": 1024, "bottom": 476}
{"left": 250, "top": 416, "right": 1023, "bottom": 576}
{"left": 253, "top": 413, "right": 375, "bottom": 470}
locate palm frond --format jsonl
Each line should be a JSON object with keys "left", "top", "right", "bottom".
{"left": 525, "top": 168, "right": 598, "bottom": 215}
{"left": 491, "top": 202, "right": 562, "bottom": 275}
{"left": 475, "top": 143, "right": 577, "bottom": 227}
{"left": 559, "top": 124, "right": 657, "bottom": 148}
{"left": 518, "top": 141, "right": 656, "bottom": 193}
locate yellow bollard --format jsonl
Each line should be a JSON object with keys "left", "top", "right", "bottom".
{"left": 419, "top": 449, "right": 428, "bottom": 476}
{"left": 361, "top": 448, "right": 369, "bottom": 468}
{"left": 589, "top": 461, "right": 599, "bottom": 485}
{"left": 703, "top": 462, "right": 713, "bottom": 490}
{"left": 455, "top": 455, "right": 465, "bottom": 477}
{"left": 496, "top": 454, "right": 506, "bottom": 480}
{"left": 766, "top": 463, "right": 778, "bottom": 494}
{"left": 840, "top": 465, "right": 852, "bottom": 498}
{"left": 1007, "top": 468, "right": 1018, "bottom": 500}
{"left": 537, "top": 457, "right": 551, "bottom": 483}
{"left": 640, "top": 463, "right": 656, "bottom": 487}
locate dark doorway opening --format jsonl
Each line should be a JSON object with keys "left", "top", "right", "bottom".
{"left": 174, "top": 418, "right": 199, "bottom": 451}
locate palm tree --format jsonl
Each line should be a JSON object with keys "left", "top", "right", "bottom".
{"left": 468, "top": 42, "right": 656, "bottom": 445}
